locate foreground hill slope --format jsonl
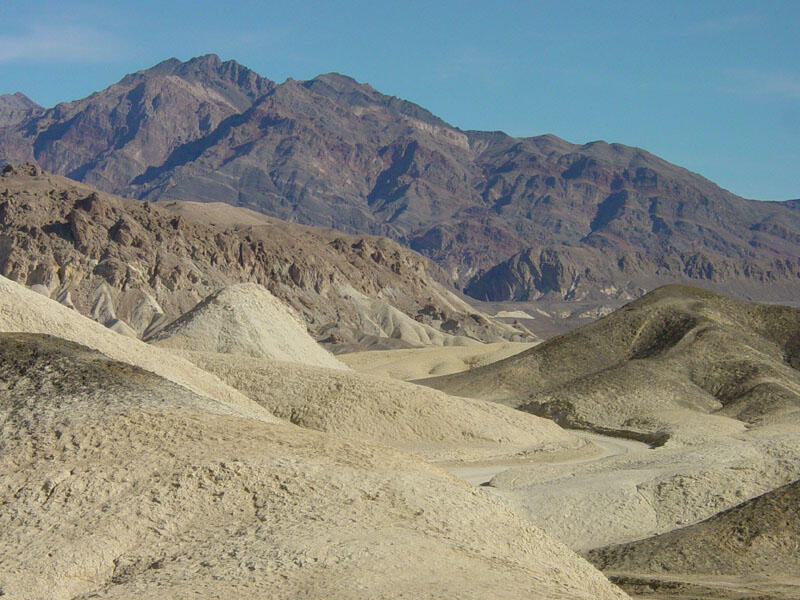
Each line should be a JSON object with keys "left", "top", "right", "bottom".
{"left": 0, "top": 332, "right": 628, "bottom": 599}
{"left": 586, "top": 479, "right": 800, "bottom": 599}
{"left": 3, "top": 54, "right": 800, "bottom": 307}
{"left": 421, "top": 284, "right": 800, "bottom": 444}
{"left": 0, "top": 163, "right": 526, "bottom": 348}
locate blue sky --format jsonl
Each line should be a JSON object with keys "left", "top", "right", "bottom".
{"left": 0, "top": 1, "right": 798, "bottom": 200}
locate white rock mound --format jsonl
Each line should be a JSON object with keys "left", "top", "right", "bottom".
{"left": 146, "top": 283, "right": 346, "bottom": 369}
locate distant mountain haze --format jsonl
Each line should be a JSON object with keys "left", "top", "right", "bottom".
{"left": 2, "top": 54, "right": 799, "bottom": 307}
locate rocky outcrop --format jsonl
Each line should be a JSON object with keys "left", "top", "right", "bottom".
{"left": 0, "top": 164, "right": 528, "bottom": 348}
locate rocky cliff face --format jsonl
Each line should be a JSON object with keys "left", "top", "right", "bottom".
{"left": 0, "top": 164, "right": 528, "bottom": 348}
{"left": 2, "top": 55, "right": 800, "bottom": 308}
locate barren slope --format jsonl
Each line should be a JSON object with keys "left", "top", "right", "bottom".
{"left": 0, "top": 274, "right": 273, "bottom": 421}
{"left": 177, "top": 349, "right": 584, "bottom": 462}
{"left": 0, "top": 332, "right": 628, "bottom": 600}
{"left": 483, "top": 430, "right": 800, "bottom": 551}
{"left": 146, "top": 283, "right": 346, "bottom": 369}
{"left": 588, "top": 478, "right": 800, "bottom": 576}
{"left": 587, "top": 479, "right": 800, "bottom": 599}
{"left": 421, "top": 284, "right": 800, "bottom": 445}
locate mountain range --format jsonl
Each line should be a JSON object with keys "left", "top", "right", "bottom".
{"left": 2, "top": 53, "right": 799, "bottom": 308}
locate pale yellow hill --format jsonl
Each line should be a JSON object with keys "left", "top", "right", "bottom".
{"left": 179, "top": 349, "right": 585, "bottom": 462}
{"left": 0, "top": 275, "right": 274, "bottom": 422}
{"left": 0, "top": 332, "right": 628, "bottom": 600}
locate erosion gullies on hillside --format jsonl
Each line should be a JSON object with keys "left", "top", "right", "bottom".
{"left": 0, "top": 164, "right": 529, "bottom": 350}
{"left": 0, "top": 281, "right": 629, "bottom": 600}
{"left": 463, "top": 243, "right": 800, "bottom": 306}
{"left": 2, "top": 54, "right": 800, "bottom": 315}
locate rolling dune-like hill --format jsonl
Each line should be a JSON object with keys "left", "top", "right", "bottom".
{"left": 421, "top": 284, "right": 800, "bottom": 445}
{"left": 0, "top": 278, "right": 628, "bottom": 600}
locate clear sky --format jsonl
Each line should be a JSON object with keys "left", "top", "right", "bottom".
{"left": 0, "top": 1, "right": 798, "bottom": 200}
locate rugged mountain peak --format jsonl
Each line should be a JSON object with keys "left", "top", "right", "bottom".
{"left": 0, "top": 55, "right": 278, "bottom": 192}
{"left": 0, "top": 91, "right": 40, "bottom": 110}
{"left": 120, "top": 53, "right": 274, "bottom": 110}
{"left": 306, "top": 71, "right": 372, "bottom": 92}
{"left": 0, "top": 92, "right": 43, "bottom": 128}
{"left": 176, "top": 54, "right": 274, "bottom": 101}
{"left": 302, "top": 71, "right": 451, "bottom": 129}
{"left": 125, "top": 56, "right": 183, "bottom": 78}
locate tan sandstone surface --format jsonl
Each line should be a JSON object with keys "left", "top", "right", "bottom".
{"left": 0, "top": 329, "right": 628, "bottom": 599}
{"left": 414, "top": 285, "right": 800, "bottom": 598}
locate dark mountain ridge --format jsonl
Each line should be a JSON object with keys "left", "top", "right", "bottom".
{"left": 2, "top": 54, "right": 799, "bottom": 310}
